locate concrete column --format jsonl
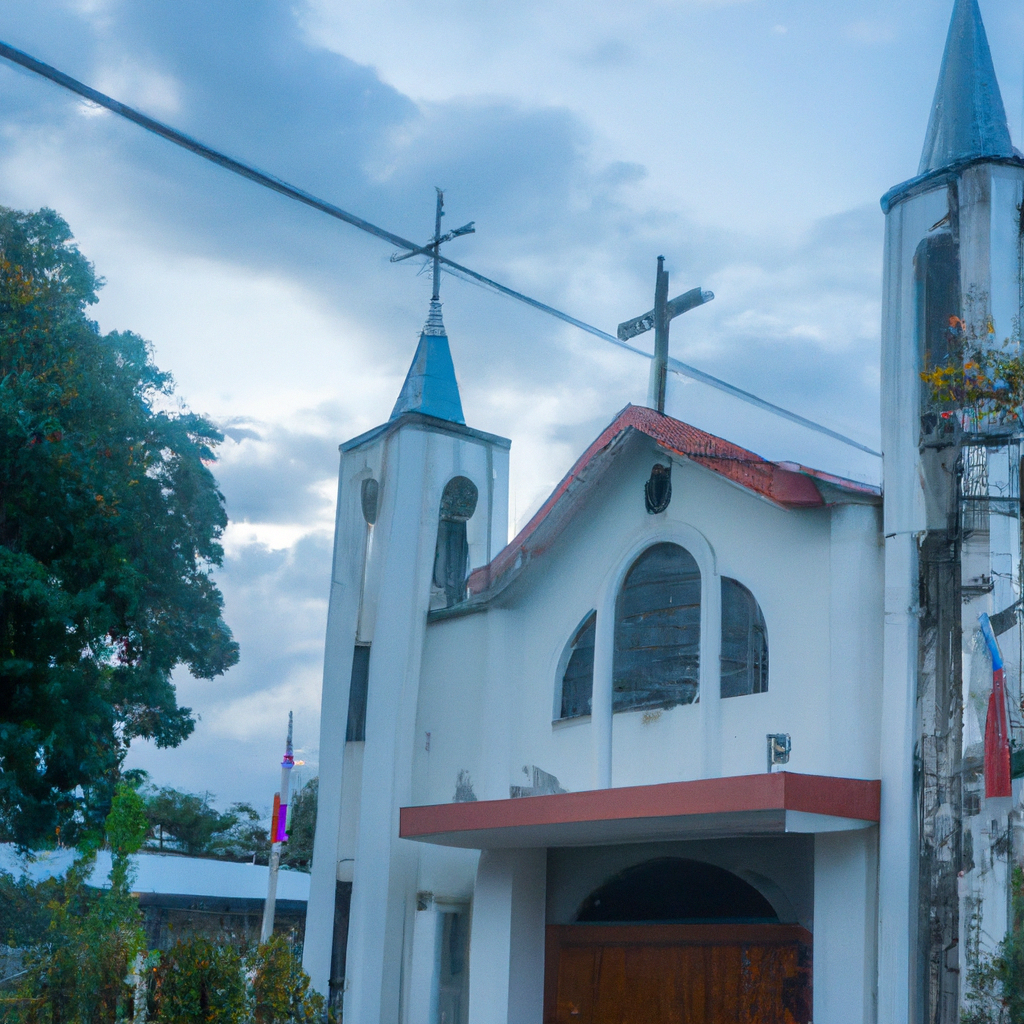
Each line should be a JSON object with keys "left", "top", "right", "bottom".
{"left": 698, "top": 543, "right": 721, "bottom": 780}
{"left": 303, "top": 462, "right": 368, "bottom": 994}
{"left": 345, "top": 430, "right": 434, "bottom": 1024}
{"left": 877, "top": 534, "right": 919, "bottom": 1024}
{"left": 814, "top": 828, "right": 879, "bottom": 1024}
{"left": 589, "top": 589, "right": 610, "bottom": 786}
{"left": 591, "top": 586, "right": 615, "bottom": 790}
{"left": 468, "top": 849, "right": 547, "bottom": 1024}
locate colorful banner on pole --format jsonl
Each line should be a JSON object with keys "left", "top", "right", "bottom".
{"left": 980, "top": 612, "right": 1012, "bottom": 798}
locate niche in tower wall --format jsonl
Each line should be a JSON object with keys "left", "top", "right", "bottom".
{"left": 433, "top": 477, "right": 479, "bottom": 607}
{"left": 914, "top": 229, "right": 961, "bottom": 376}
{"left": 346, "top": 644, "right": 370, "bottom": 742}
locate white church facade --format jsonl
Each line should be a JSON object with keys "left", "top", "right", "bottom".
{"left": 302, "top": 2, "right": 1024, "bottom": 1021}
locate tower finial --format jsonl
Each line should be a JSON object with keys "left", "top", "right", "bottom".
{"left": 919, "top": 0, "right": 1013, "bottom": 175}
{"left": 431, "top": 187, "right": 444, "bottom": 304}
{"left": 388, "top": 191, "right": 475, "bottom": 424}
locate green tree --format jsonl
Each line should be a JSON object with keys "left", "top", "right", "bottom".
{"left": 144, "top": 787, "right": 238, "bottom": 857}
{"left": 144, "top": 786, "right": 268, "bottom": 861}
{"left": 6, "top": 782, "right": 151, "bottom": 1023}
{"left": 996, "top": 866, "right": 1024, "bottom": 1021}
{"left": 0, "top": 207, "right": 238, "bottom": 847}
{"left": 280, "top": 777, "right": 316, "bottom": 872}
{"left": 210, "top": 800, "right": 269, "bottom": 863}
{"left": 152, "top": 937, "right": 246, "bottom": 1024}
{"left": 248, "top": 935, "right": 326, "bottom": 1024}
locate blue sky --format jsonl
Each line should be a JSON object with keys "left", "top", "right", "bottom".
{"left": 1, "top": 0, "right": 1022, "bottom": 810}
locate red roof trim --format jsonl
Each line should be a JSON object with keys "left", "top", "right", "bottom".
{"left": 467, "top": 405, "right": 825, "bottom": 596}
{"left": 400, "top": 772, "right": 880, "bottom": 842}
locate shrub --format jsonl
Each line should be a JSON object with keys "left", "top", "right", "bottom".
{"left": 152, "top": 937, "right": 246, "bottom": 1024}
{"left": 248, "top": 935, "right": 327, "bottom": 1024}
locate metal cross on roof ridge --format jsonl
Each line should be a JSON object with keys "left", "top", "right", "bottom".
{"left": 390, "top": 188, "right": 475, "bottom": 302}
{"left": 618, "top": 256, "right": 714, "bottom": 414}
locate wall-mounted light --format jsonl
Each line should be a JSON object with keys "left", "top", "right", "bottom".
{"left": 767, "top": 733, "right": 791, "bottom": 772}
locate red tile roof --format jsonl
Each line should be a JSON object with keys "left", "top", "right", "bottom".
{"left": 466, "top": 405, "right": 875, "bottom": 600}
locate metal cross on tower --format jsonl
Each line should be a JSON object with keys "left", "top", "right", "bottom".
{"left": 618, "top": 256, "right": 714, "bottom": 414}
{"left": 390, "top": 188, "right": 475, "bottom": 302}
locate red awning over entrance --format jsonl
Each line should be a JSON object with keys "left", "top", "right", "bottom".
{"left": 399, "top": 772, "right": 880, "bottom": 850}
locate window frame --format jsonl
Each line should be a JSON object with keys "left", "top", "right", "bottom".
{"left": 554, "top": 610, "right": 597, "bottom": 721}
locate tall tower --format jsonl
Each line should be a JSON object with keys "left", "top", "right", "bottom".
{"left": 303, "top": 300, "right": 510, "bottom": 1018}
{"left": 878, "top": 2, "right": 1023, "bottom": 1021}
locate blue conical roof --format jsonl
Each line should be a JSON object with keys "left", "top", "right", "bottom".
{"left": 390, "top": 301, "right": 465, "bottom": 424}
{"left": 919, "top": 0, "right": 1013, "bottom": 175}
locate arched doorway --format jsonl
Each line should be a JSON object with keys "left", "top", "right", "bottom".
{"left": 544, "top": 858, "right": 811, "bottom": 1023}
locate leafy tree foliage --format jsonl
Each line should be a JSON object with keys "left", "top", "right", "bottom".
{"left": 280, "top": 777, "right": 316, "bottom": 872}
{"left": 249, "top": 935, "right": 327, "bottom": 1024}
{"left": 144, "top": 786, "right": 268, "bottom": 862}
{"left": 152, "top": 938, "right": 246, "bottom": 1024}
{"left": 0, "top": 207, "right": 238, "bottom": 846}
{"left": 995, "top": 866, "right": 1024, "bottom": 1022}
{"left": 4, "top": 782, "right": 150, "bottom": 1023}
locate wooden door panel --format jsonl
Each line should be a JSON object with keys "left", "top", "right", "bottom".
{"left": 545, "top": 924, "right": 812, "bottom": 1024}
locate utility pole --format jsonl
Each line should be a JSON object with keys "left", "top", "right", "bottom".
{"left": 261, "top": 711, "right": 295, "bottom": 943}
{"left": 618, "top": 257, "right": 714, "bottom": 414}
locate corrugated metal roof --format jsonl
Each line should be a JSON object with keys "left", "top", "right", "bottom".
{"left": 0, "top": 845, "right": 310, "bottom": 901}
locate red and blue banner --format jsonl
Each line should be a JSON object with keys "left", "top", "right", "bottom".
{"left": 980, "top": 612, "right": 1012, "bottom": 799}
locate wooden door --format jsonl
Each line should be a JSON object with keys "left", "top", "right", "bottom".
{"left": 544, "top": 924, "right": 811, "bottom": 1024}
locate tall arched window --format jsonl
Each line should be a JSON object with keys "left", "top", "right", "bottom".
{"left": 914, "top": 231, "right": 960, "bottom": 373}
{"left": 557, "top": 612, "right": 596, "bottom": 719}
{"left": 720, "top": 578, "right": 768, "bottom": 698}
{"left": 433, "top": 477, "right": 478, "bottom": 608}
{"left": 613, "top": 542, "right": 701, "bottom": 711}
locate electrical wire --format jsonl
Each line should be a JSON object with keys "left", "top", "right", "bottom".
{"left": 0, "top": 39, "right": 881, "bottom": 459}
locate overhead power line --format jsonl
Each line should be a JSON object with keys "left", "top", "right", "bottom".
{"left": 0, "top": 40, "right": 881, "bottom": 459}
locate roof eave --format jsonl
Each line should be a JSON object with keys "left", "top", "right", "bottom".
{"left": 881, "top": 154, "right": 1024, "bottom": 214}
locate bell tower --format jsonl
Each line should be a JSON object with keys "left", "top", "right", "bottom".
{"left": 878, "top": 2, "right": 1023, "bottom": 1021}
{"left": 303, "top": 300, "right": 510, "bottom": 1018}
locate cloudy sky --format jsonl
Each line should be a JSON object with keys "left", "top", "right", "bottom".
{"left": 1, "top": 0, "right": 1022, "bottom": 811}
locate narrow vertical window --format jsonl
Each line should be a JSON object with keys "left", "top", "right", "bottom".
{"left": 433, "top": 476, "right": 478, "bottom": 608}
{"left": 914, "top": 231, "right": 960, "bottom": 373}
{"left": 720, "top": 578, "right": 768, "bottom": 698}
{"left": 346, "top": 644, "right": 370, "bottom": 741}
{"left": 558, "top": 612, "right": 596, "bottom": 719}
{"left": 613, "top": 542, "right": 701, "bottom": 711}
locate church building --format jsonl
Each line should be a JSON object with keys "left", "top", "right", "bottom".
{"left": 302, "top": 2, "right": 1024, "bottom": 1021}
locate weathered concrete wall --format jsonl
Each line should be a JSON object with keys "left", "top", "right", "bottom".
{"left": 417, "top": 432, "right": 881, "bottom": 811}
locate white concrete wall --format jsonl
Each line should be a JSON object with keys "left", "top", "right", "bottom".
{"left": 814, "top": 829, "right": 879, "bottom": 1024}
{"left": 415, "top": 432, "right": 881, "bottom": 814}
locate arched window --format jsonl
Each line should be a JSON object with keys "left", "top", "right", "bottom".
{"left": 720, "top": 577, "right": 768, "bottom": 698}
{"left": 613, "top": 542, "right": 700, "bottom": 712}
{"left": 433, "top": 477, "right": 478, "bottom": 607}
{"left": 557, "top": 612, "right": 595, "bottom": 719}
{"left": 914, "top": 231, "right": 960, "bottom": 373}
